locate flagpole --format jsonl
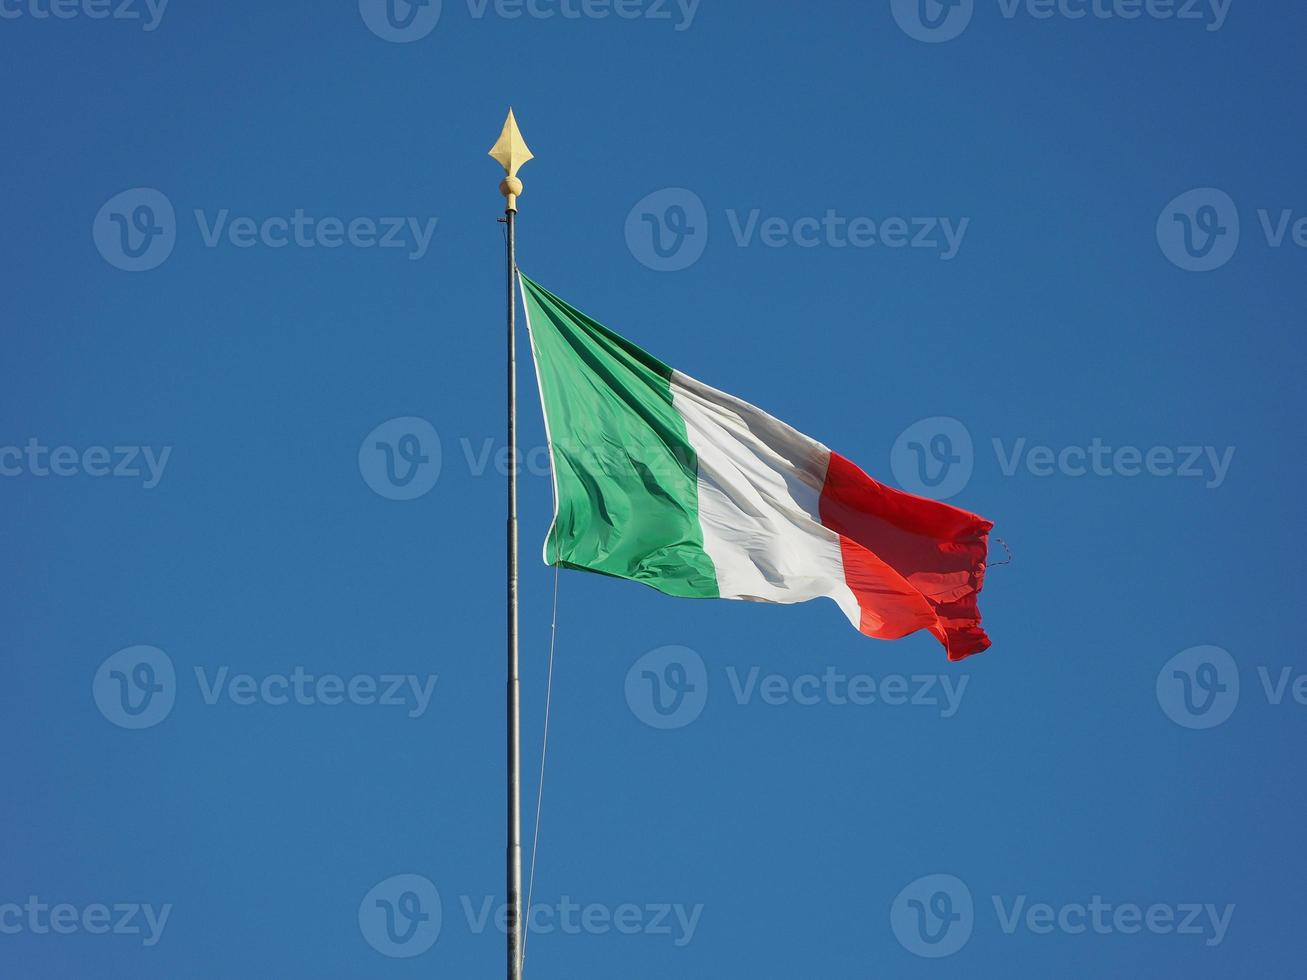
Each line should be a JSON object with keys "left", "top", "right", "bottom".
{"left": 490, "top": 108, "right": 532, "bottom": 980}
{"left": 505, "top": 198, "right": 522, "bottom": 980}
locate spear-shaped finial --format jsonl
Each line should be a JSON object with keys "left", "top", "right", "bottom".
{"left": 489, "top": 107, "right": 533, "bottom": 212}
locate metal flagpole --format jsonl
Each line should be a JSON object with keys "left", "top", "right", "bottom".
{"left": 490, "top": 108, "right": 533, "bottom": 980}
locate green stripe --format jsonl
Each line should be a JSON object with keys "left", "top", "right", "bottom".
{"left": 520, "top": 274, "right": 719, "bottom": 599}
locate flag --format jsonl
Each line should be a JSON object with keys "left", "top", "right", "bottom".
{"left": 520, "top": 274, "right": 994, "bottom": 660}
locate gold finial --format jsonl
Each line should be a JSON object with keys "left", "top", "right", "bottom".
{"left": 489, "top": 107, "right": 533, "bottom": 212}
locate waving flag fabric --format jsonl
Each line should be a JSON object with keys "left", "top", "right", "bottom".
{"left": 520, "top": 274, "right": 993, "bottom": 660}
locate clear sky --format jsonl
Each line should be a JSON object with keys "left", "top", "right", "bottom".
{"left": 2, "top": 1, "right": 1304, "bottom": 977}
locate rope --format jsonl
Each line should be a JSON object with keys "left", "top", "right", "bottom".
{"left": 520, "top": 561, "right": 560, "bottom": 977}
{"left": 990, "top": 536, "right": 1014, "bottom": 567}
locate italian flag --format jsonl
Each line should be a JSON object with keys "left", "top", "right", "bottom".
{"left": 521, "top": 275, "right": 993, "bottom": 660}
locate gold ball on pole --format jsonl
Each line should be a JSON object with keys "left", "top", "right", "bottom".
{"left": 500, "top": 175, "right": 524, "bottom": 212}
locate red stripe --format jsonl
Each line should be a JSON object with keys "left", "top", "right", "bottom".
{"left": 818, "top": 451, "right": 992, "bottom": 661}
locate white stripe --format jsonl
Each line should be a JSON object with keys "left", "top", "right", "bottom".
{"left": 519, "top": 273, "right": 562, "bottom": 564}
{"left": 670, "top": 370, "right": 861, "bottom": 627}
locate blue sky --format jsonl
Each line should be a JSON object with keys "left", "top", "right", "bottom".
{"left": 2, "top": 1, "right": 1304, "bottom": 976}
